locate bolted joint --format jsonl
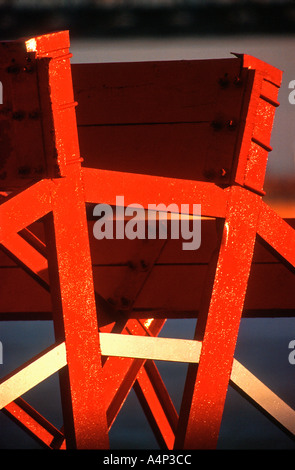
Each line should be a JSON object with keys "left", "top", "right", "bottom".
{"left": 210, "top": 119, "right": 224, "bottom": 131}
{"left": 12, "top": 111, "right": 25, "bottom": 121}
{"left": 218, "top": 73, "right": 230, "bottom": 88}
{"left": 220, "top": 168, "right": 228, "bottom": 178}
{"left": 120, "top": 297, "right": 131, "bottom": 309}
{"left": 23, "top": 64, "right": 35, "bottom": 74}
{"left": 233, "top": 76, "right": 243, "bottom": 87}
{"left": 6, "top": 64, "right": 20, "bottom": 74}
{"left": 18, "top": 165, "right": 31, "bottom": 176}
{"left": 211, "top": 118, "right": 238, "bottom": 131}
{"left": 140, "top": 259, "right": 149, "bottom": 271}
{"left": 203, "top": 168, "right": 217, "bottom": 180}
{"left": 226, "top": 119, "right": 238, "bottom": 130}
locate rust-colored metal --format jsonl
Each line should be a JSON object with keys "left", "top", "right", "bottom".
{"left": 1, "top": 30, "right": 294, "bottom": 450}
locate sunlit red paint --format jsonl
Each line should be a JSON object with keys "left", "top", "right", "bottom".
{"left": 0, "top": 31, "right": 294, "bottom": 450}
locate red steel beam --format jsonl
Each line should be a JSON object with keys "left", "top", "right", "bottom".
{"left": 31, "top": 31, "right": 109, "bottom": 449}
{"left": 175, "top": 185, "right": 263, "bottom": 449}
{"left": 0, "top": 232, "right": 49, "bottom": 290}
{"left": 257, "top": 201, "right": 295, "bottom": 270}
{"left": 0, "top": 211, "right": 177, "bottom": 448}
{"left": 19, "top": 227, "right": 47, "bottom": 258}
{"left": 82, "top": 167, "right": 227, "bottom": 219}
{"left": 3, "top": 398, "right": 64, "bottom": 449}
{"left": 0, "top": 180, "right": 52, "bottom": 243}
{"left": 133, "top": 360, "right": 178, "bottom": 450}
{"left": 43, "top": 176, "right": 109, "bottom": 449}
{"left": 104, "top": 319, "right": 166, "bottom": 428}
{"left": 0, "top": 211, "right": 175, "bottom": 448}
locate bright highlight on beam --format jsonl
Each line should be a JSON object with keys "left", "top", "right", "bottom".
{"left": 1, "top": 334, "right": 295, "bottom": 438}
{"left": 144, "top": 318, "right": 154, "bottom": 329}
{"left": 0, "top": 342, "right": 66, "bottom": 410}
{"left": 100, "top": 333, "right": 202, "bottom": 364}
{"left": 25, "top": 38, "right": 37, "bottom": 52}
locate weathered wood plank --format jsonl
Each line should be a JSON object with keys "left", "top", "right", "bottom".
{"left": 77, "top": 123, "right": 237, "bottom": 184}
{"left": 72, "top": 59, "right": 244, "bottom": 126}
{"left": 1, "top": 261, "right": 294, "bottom": 316}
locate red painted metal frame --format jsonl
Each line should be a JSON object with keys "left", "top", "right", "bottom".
{"left": 1, "top": 30, "right": 294, "bottom": 450}
{"left": 3, "top": 398, "right": 65, "bottom": 449}
{"left": 175, "top": 186, "right": 263, "bottom": 448}
{"left": 0, "top": 31, "right": 110, "bottom": 449}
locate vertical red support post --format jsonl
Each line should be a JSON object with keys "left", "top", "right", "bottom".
{"left": 175, "top": 186, "right": 262, "bottom": 449}
{"left": 174, "top": 55, "right": 282, "bottom": 450}
{"left": 27, "top": 32, "right": 109, "bottom": 449}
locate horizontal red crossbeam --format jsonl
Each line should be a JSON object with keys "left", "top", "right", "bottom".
{"left": 82, "top": 167, "right": 228, "bottom": 218}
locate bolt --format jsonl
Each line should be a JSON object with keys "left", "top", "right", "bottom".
{"left": 127, "top": 261, "right": 136, "bottom": 270}
{"left": 203, "top": 169, "right": 217, "bottom": 180}
{"left": 23, "top": 64, "right": 35, "bottom": 74}
{"left": 226, "top": 119, "right": 237, "bottom": 130}
{"left": 18, "top": 166, "right": 31, "bottom": 176}
{"left": 12, "top": 111, "right": 25, "bottom": 121}
{"left": 120, "top": 297, "right": 130, "bottom": 308}
{"left": 6, "top": 65, "right": 20, "bottom": 74}
{"left": 210, "top": 119, "right": 224, "bottom": 131}
{"left": 218, "top": 74, "right": 230, "bottom": 88}
{"left": 220, "top": 168, "right": 228, "bottom": 178}
{"left": 234, "top": 76, "right": 243, "bottom": 87}
{"left": 140, "top": 259, "right": 149, "bottom": 271}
